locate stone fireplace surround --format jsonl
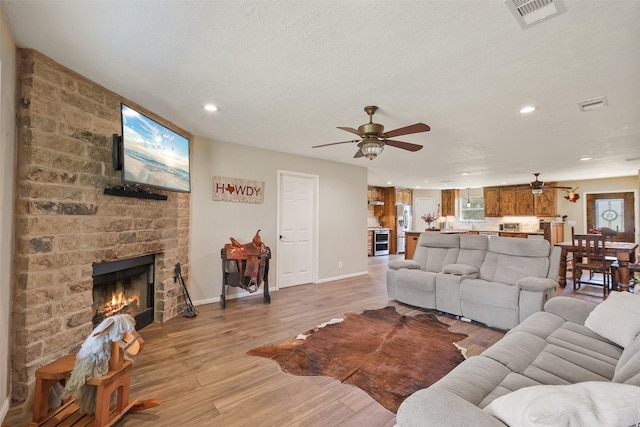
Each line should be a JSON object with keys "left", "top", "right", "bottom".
{"left": 12, "top": 49, "right": 191, "bottom": 401}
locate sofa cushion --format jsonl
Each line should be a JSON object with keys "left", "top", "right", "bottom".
{"left": 614, "top": 333, "right": 640, "bottom": 385}
{"left": 483, "top": 382, "right": 640, "bottom": 427}
{"left": 395, "top": 269, "right": 437, "bottom": 291}
{"left": 456, "top": 234, "right": 488, "bottom": 268}
{"left": 414, "top": 233, "right": 460, "bottom": 272}
{"left": 481, "top": 331, "right": 547, "bottom": 373}
{"left": 430, "top": 356, "right": 512, "bottom": 407}
{"left": 460, "top": 280, "right": 519, "bottom": 309}
{"left": 480, "top": 252, "right": 550, "bottom": 285}
{"left": 488, "top": 236, "right": 551, "bottom": 257}
{"left": 584, "top": 291, "right": 640, "bottom": 348}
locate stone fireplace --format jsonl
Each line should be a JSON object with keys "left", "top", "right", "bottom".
{"left": 11, "top": 49, "right": 192, "bottom": 401}
{"left": 92, "top": 254, "right": 156, "bottom": 329}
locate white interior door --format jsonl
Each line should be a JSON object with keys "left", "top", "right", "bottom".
{"left": 277, "top": 171, "right": 317, "bottom": 288}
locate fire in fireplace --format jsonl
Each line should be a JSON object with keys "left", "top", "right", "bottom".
{"left": 92, "top": 254, "right": 155, "bottom": 329}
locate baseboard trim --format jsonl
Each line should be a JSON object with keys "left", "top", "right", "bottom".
{"left": 315, "top": 271, "right": 368, "bottom": 284}
{"left": 1, "top": 396, "right": 10, "bottom": 425}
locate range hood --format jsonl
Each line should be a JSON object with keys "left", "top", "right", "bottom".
{"left": 368, "top": 200, "right": 384, "bottom": 206}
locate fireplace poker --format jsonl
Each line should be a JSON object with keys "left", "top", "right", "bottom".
{"left": 174, "top": 263, "right": 197, "bottom": 318}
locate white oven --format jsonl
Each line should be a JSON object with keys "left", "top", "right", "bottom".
{"left": 373, "top": 228, "right": 390, "bottom": 256}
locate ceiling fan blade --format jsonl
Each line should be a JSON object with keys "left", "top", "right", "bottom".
{"left": 337, "top": 126, "right": 364, "bottom": 137}
{"left": 382, "top": 123, "right": 430, "bottom": 138}
{"left": 312, "top": 140, "right": 358, "bottom": 148}
{"left": 384, "top": 139, "right": 423, "bottom": 152}
{"left": 353, "top": 149, "right": 364, "bottom": 158}
{"left": 545, "top": 185, "right": 573, "bottom": 190}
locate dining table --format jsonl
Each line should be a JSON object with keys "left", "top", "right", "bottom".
{"left": 555, "top": 240, "right": 638, "bottom": 292}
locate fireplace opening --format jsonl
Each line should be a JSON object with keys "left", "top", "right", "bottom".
{"left": 92, "top": 254, "right": 155, "bottom": 329}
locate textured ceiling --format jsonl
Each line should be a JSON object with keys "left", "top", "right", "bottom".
{"left": 2, "top": 0, "right": 639, "bottom": 189}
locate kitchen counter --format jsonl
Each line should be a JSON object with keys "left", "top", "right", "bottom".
{"left": 404, "top": 229, "right": 546, "bottom": 259}
{"left": 499, "top": 230, "right": 544, "bottom": 235}
{"left": 406, "top": 229, "right": 543, "bottom": 235}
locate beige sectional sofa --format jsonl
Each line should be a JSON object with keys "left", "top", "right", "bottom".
{"left": 387, "top": 233, "right": 561, "bottom": 330}
{"left": 396, "top": 294, "right": 640, "bottom": 426}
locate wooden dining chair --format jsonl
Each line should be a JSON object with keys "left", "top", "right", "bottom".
{"left": 571, "top": 232, "right": 616, "bottom": 297}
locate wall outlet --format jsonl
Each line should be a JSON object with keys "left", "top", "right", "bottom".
{"left": 567, "top": 220, "right": 576, "bottom": 226}
{"left": 338, "top": 261, "right": 343, "bottom": 269}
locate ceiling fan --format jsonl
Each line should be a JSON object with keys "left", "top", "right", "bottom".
{"left": 529, "top": 173, "right": 572, "bottom": 196}
{"left": 312, "top": 106, "right": 430, "bottom": 160}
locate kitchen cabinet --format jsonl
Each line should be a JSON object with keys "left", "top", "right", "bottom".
{"left": 498, "top": 186, "right": 516, "bottom": 216}
{"left": 483, "top": 184, "right": 558, "bottom": 217}
{"left": 483, "top": 187, "right": 500, "bottom": 217}
{"left": 534, "top": 187, "right": 557, "bottom": 217}
{"left": 395, "top": 188, "right": 413, "bottom": 205}
{"left": 441, "top": 189, "right": 459, "bottom": 217}
{"left": 542, "top": 221, "right": 564, "bottom": 245}
{"left": 367, "top": 186, "right": 384, "bottom": 203}
{"left": 499, "top": 232, "right": 529, "bottom": 239}
{"left": 516, "top": 187, "right": 534, "bottom": 216}
{"left": 367, "top": 230, "right": 374, "bottom": 256}
{"left": 405, "top": 232, "right": 421, "bottom": 259}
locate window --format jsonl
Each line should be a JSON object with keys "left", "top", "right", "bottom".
{"left": 460, "top": 196, "right": 485, "bottom": 221}
{"left": 595, "top": 198, "right": 624, "bottom": 231}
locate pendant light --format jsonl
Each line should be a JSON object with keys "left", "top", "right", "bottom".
{"left": 466, "top": 188, "right": 471, "bottom": 208}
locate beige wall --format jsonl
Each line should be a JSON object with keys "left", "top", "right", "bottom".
{"left": 189, "top": 137, "right": 368, "bottom": 304}
{"left": 557, "top": 175, "right": 640, "bottom": 243}
{"left": 0, "top": 6, "right": 16, "bottom": 419}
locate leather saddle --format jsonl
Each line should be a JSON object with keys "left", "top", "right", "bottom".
{"left": 224, "top": 230, "right": 267, "bottom": 293}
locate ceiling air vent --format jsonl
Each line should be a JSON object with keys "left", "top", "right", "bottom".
{"left": 577, "top": 96, "right": 608, "bottom": 112}
{"left": 505, "top": 0, "right": 564, "bottom": 29}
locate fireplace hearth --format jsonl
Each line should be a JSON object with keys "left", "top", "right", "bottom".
{"left": 92, "top": 255, "right": 155, "bottom": 329}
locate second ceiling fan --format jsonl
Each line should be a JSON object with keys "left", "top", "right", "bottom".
{"left": 312, "top": 106, "right": 430, "bottom": 160}
{"left": 530, "top": 173, "right": 572, "bottom": 196}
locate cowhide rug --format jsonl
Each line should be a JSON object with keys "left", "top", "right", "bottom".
{"left": 247, "top": 306, "right": 467, "bottom": 413}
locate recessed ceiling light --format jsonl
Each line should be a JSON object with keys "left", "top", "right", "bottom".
{"left": 414, "top": 186, "right": 420, "bottom": 189}
{"left": 423, "top": 180, "right": 429, "bottom": 183}
{"left": 204, "top": 104, "right": 219, "bottom": 112}
{"left": 386, "top": 181, "right": 392, "bottom": 185}
{"left": 579, "top": 157, "right": 592, "bottom": 161}
{"left": 520, "top": 106, "right": 536, "bottom": 114}
{"left": 461, "top": 172, "right": 469, "bottom": 176}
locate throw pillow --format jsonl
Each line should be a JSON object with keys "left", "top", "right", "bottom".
{"left": 584, "top": 291, "right": 640, "bottom": 348}
{"left": 483, "top": 382, "right": 640, "bottom": 427}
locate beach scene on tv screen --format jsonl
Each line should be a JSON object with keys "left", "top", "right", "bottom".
{"left": 122, "top": 105, "right": 190, "bottom": 192}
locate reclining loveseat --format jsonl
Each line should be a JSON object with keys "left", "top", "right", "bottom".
{"left": 387, "top": 233, "right": 561, "bottom": 330}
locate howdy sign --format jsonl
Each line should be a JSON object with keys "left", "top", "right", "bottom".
{"left": 213, "top": 176, "right": 264, "bottom": 203}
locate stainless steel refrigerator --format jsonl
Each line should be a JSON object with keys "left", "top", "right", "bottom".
{"left": 396, "top": 204, "right": 412, "bottom": 254}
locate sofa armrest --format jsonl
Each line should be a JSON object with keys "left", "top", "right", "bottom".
{"left": 388, "top": 259, "right": 420, "bottom": 271}
{"left": 544, "top": 296, "right": 598, "bottom": 325}
{"left": 442, "top": 264, "right": 478, "bottom": 276}
{"left": 396, "top": 388, "right": 506, "bottom": 427}
{"left": 515, "top": 276, "right": 557, "bottom": 291}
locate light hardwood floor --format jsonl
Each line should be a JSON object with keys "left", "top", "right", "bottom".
{"left": 4, "top": 255, "right": 600, "bottom": 427}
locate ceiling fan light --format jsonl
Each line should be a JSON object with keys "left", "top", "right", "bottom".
{"left": 532, "top": 188, "right": 543, "bottom": 196}
{"left": 361, "top": 141, "right": 384, "bottom": 160}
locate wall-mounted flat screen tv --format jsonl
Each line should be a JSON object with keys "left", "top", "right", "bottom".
{"left": 120, "top": 103, "right": 191, "bottom": 193}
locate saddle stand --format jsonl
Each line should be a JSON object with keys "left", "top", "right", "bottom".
{"left": 220, "top": 230, "right": 271, "bottom": 309}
